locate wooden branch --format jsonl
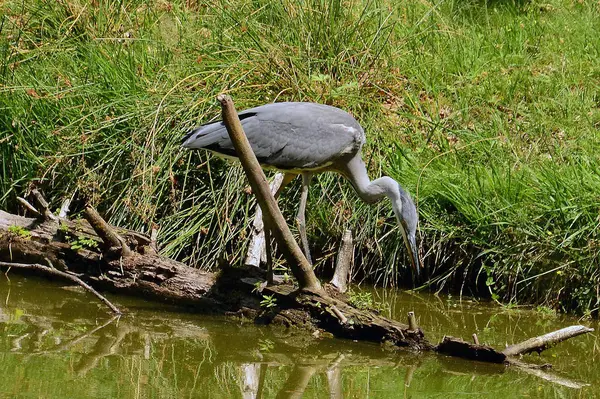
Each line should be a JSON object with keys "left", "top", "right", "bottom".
{"left": 31, "top": 189, "right": 57, "bottom": 221}
{"left": 245, "top": 173, "right": 285, "bottom": 267}
{"left": 472, "top": 333, "right": 479, "bottom": 345}
{"left": 83, "top": 206, "right": 132, "bottom": 257}
{"left": 330, "top": 229, "right": 353, "bottom": 293}
{"left": 502, "top": 325, "right": 594, "bottom": 357}
{"left": 217, "top": 94, "right": 322, "bottom": 293}
{"left": 329, "top": 305, "right": 348, "bottom": 324}
{"left": 408, "top": 311, "right": 418, "bottom": 331}
{"left": 150, "top": 227, "right": 159, "bottom": 252}
{"left": 0, "top": 261, "right": 121, "bottom": 314}
{"left": 17, "top": 197, "right": 40, "bottom": 216}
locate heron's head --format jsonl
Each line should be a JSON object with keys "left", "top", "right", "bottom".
{"left": 394, "top": 184, "right": 420, "bottom": 276}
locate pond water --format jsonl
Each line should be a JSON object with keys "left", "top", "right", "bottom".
{"left": 0, "top": 275, "right": 597, "bottom": 398}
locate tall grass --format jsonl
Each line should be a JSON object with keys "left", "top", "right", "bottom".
{"left": 1, "top": 0, "right": 599, "bottom": 314}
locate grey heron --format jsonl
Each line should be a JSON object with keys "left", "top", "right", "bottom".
{"left": 182, "top": 102, "right": 420, "bottom": 275}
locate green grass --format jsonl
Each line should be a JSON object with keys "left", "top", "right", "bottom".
{"left": 1, "top": 0, "right": 599, "bottom": 314}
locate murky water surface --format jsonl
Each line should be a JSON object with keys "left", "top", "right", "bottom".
{"left": 0, "top": 275, "right": 598, "bottom": 398}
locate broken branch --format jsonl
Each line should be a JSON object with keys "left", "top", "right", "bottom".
{"left": 330, "top": 229, "right": 353, "bottom": 293}
{"left": 17, "top": 197, "right": 40, "bottom": 216}
{"left": 83, "top": 206, "right": 132, "bottom": 257}
{"left": 502, "top": 325, "right": 594, "bottom": 357}
{"left": 31, "top": 189, "right": 57, "bottom": 221}
{"left": 245, "top": 173, "right": 285, "bottom": 268}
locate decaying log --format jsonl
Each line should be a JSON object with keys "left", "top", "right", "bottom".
{"left": 0, "top": 94, "right": 594, "bottom": 375}
{"left": 0, "top": 201, "right": 594, "bottom": 369}
{"left": 330, "top": 229, "right": 353, "bottom": 293}
{"left": 502, "top": 325, "right": 594, "bottom": 357}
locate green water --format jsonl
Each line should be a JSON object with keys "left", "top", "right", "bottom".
{"left": 0, "top": 276, "right": 597, "bottom": 398}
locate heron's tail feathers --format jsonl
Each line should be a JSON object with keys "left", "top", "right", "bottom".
{"left": 181, "top": 120, "right": 228, "bottom": 148}
{"left": 181, "top": 112, "right": 257, "bottom": 150}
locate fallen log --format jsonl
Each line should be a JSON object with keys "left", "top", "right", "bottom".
{"left": 0, "top": 195, "right": 594, "bottom": 367}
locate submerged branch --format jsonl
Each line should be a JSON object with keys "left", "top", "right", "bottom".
{"left": 0, "top": 261, "right": 121, "bottom": 314}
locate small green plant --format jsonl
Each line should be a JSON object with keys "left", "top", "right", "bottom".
{"left": 348, "top": 290, "right": 374, "bottom": 310}
{"left": 8, "top": 225, "right": 31, "bottom": 239}
{"left": 58, "top": 222, "right": 70, "bottom": 233}
{"left": 282, "top": 272, "right": 292, "bottom": 284}
{"left": 260, "top": 295, "right": 277, "bottom": 309}
{"left": 69, "top": 236, "right": 99, "bottom": 251}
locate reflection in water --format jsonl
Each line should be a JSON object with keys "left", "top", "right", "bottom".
{"left": 0, "top": 275, "right": 597, "bottom": 398}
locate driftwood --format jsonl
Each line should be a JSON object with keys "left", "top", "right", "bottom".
{"left": 0, "top": 185, "right": 594, "bottom": 368}
{"left": 502, "top": 325, "right": 594, "bottom": 357}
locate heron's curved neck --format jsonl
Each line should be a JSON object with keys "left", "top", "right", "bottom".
{"left": 342, "top": 154, "right": 401, "bottom": 206}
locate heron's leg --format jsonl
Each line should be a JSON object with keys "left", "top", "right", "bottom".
{"left": 264, "top": 220, "right": 274, "bottom": 284}
{"left": 297, "top": 173, "right": 313, "bottom": 265}
{"left": 275, "top": 173, "right": 297, "bottom": 199}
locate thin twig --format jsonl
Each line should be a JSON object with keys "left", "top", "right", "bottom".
{"left": 0, "top": 261, "right": 121, "bottom": 314}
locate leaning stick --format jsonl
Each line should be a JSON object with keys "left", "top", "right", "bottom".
{"left": 218, "top": 95, "right": 322, "bottom": 292}
{"left": 17, "top": 197, "right": 40, "bottom": 216}
{"left": 0, "top": 261, "right": 121, "bottom": 314}
{"left": 502, "top": 325, "right": 594, "bottom": 357}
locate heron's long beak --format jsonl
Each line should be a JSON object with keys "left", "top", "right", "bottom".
{"left": 400, "top": 226, "right": 420, "bottom": 276}
{"left": 407, "top": 236, "right": 420, "bottom": 276}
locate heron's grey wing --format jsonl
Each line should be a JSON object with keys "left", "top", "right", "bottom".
{"left": 182, "top": 103, "right": 365, "bottom": 170}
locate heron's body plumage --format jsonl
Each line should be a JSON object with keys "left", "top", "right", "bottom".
{"left": 182, "top": 102, "right": 365, "bottom": 172}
